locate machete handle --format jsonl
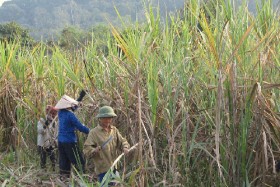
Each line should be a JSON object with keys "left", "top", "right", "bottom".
{"left": 76, "top": 90, "right": 87, "bottom": 102}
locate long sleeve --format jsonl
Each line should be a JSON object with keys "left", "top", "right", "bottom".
{"left": 83, "top": 130, "right": 98, "bottom": 157}
{"left": 37, "top": 118, "right": 52, "bottom": 147}
{"left": 70, "top": 113, "right": 90, "bottom": 134}
{"left": 58, "top": 109, "right": 89, "bottom": 143}
{"left": 116, "top": 128, "right": 130, "bottom": 150}
{"left": 84, "top": 125, "right": 130, "bottom": 175}
{"left": 37, "top": 118, "right": 46, "bottom": 134}
{"left": 49, "top": 120, "right": 58, "bottom": 147}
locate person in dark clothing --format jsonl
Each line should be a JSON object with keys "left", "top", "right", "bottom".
{"left": 54, "top": 95, "right": 90, "bottom": 178}
{"left": 276, "top": 160, "right": 280, "bottom": 172}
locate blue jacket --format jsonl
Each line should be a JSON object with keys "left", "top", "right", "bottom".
{"left": 58, "top": 109, "right": 89, "bottom": 143}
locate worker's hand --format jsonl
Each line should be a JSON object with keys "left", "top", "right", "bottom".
{"left": 43, "top": 120, "right": 49, "bottom": 129}
{"left": 123, "top": 147, "right": 129, "bottom": 155}
{"left": 93, "top": 146, "right": 101, "bottom": 154}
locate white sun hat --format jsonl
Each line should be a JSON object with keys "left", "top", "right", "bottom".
{"left": 55, "top": 95, "right": 79, "bottom": 110}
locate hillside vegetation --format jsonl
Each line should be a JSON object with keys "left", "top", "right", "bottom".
{"left": 0, "top": 0, "right": 185, "bottom": 39}
{"left": 0, "top": 0, "right": 280, "bottom": 186}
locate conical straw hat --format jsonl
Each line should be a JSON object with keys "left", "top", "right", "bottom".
{"left": 55, "top": 95, "right": 79, "bottom": 110}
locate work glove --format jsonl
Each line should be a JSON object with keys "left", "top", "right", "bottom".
{"left": 123, "top": 147, "right": 129, "bottom": 155}
{"left": 93, "top": 146, "right": 101, "bottom": 154}
{"left": 43, "top": 120, "right": 49, "bottom": 129}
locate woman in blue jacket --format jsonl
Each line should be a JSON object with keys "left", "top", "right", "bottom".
{"left": 55, "top": 95, "right": 90, "bottom": 178}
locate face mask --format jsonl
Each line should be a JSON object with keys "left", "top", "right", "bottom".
{"left": 47, "top": 115, "right": 53, "bottom": 121}
{"left": 71, "top": 105, "right": 78, "bottom": 111}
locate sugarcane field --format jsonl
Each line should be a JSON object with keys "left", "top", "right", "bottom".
{"left": 1, "top": 0, "right": 280, "bottom": 186}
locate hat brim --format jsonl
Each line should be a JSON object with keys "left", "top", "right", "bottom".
{"left": 96, "top": 113, "right": 117, "bottom": 118}
{"left": 55, "top": 95, "right": 79, "bottom": 110}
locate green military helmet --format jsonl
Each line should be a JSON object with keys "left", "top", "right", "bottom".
{"left": 96, "top": 106, "right": 117, "bottom": 118}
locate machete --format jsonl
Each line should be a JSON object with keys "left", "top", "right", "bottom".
{"left": 101, "top": 136, "right": 113, "bottom": 149}
{"left": 76, "top": 90, "right": 87, "bottom": 102}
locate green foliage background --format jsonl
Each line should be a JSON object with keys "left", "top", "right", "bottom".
{"left": 0, "top": 0, "right": 280, "bottom": 186}
{"left": 0, "top": 0, "right": 185, "bottom": 40}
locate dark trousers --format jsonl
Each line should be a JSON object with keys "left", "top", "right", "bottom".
{"left": 38, "top": 146, "right": 56, "bottom": 169}
{"left": 98, "top": 169, "right": 117, "bottom": 186}
{"left": 58, "top": 142, "right": 85, "bottom": 176}
{"left": 276, "top": 160, "right": 280, "bottom": 172}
